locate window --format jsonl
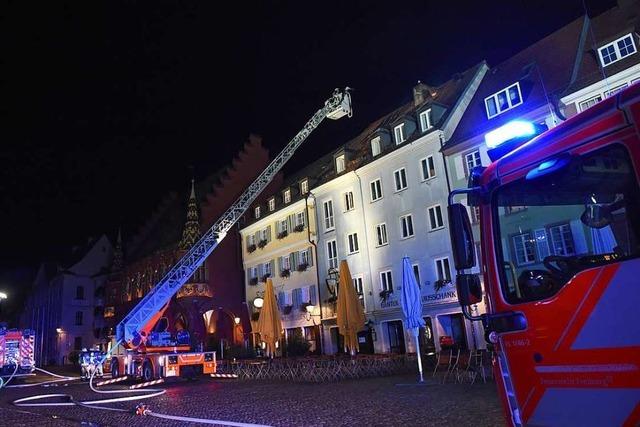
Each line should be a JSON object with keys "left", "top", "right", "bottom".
{"left": 371, "top": 137, "right": 382, "bottom": 157}
{"left": 420, "top": 156, "right": 436, "bottom": 180}
{"left": 75, "top": 311, "right": 83, "bottom": 326}
{"left": 394, "top": 123, "right": 406, "bottom": 144}
{"left": 279, "top": 218, "right": 288, "bottom": 234}
{"left": 549, "top": 224, "right": 575, "bottom": 256}
{"left": 419, "top": 109, "right": 433, "bottom": 132}
{"left": 471, "top": 206, "right": 481, "bottom": 224}
{"left": 400, "top": 214, "right": 414, "bottom": 239}
{"left": 260, "top": 227, "right": 270, "bottom": 242}
{"left": 76, "top": 286, "right": 84, "bottom": 300}
{"left": 376, "top": 223, "right": 388, "bottom": 246}
{"left": 380, "top": 270, "right": 393, "bottom": 292}
{"left": 465, "top": 151, "right": 482, "bottom": 176}
{"left": 283, "top": 189, "right": 291, "bottom": 204}
{"left": 495, "top": 145, "right": 640, "bottom": 304}
{"left": 74, "top": 337, "right": 82, "bottom": 351}
{"left": 485, "top": 82, "right": 523, "bottom": 118}
{"left": 394, "top": 168, "right": 408, "bottom": 192}
{"left": 598, "top": 34, "right": 636, "bottom": 67}
{"left": 249, "top": 267, "right": 258, "bottom": 278}
{"left": 295, "top": 211, "right": 305, "bottom": 227}
{"left": 370, "top": 179, "right": 383, "bottom": 201}
{"left": 323, "top": 200, "right": 334, "bottom": 230}
{"left": 513, "top": 232, "right": 536, "bottom": 265}
{"left": 353, "top": 276, "right": 364, "bottom": 295}
{"left": 335, "top": 154, "right": 346, "bottom": 174}
{"left": 300, "top": 248, "right": 310, "bottom": 266}
{"left": 281, "top": 256, "right": 291, "bottom": 271}
{"left": 435, "top": 257, "right": 451, "bottom": 283}
{"left": 247, "top": 234, "right": 255, "bottom": 246}
{"left": 578, "top": 95, "right": 603, "bottom": 112}
{"left": 604, "top": 84, "right": 628, "bottom": 98}
{"left": 327, "top": 240, "right": 338, "bottom": 269}
{"left": 268, "top": 198, "right": 275, "bottom": 212}
{"left": 347, "top": 233, "right": 359, "bottom": 254}
{"left": 300, "top": 179, "right": 309, "bottom": 195}
{"left": 344, "top": 191, "right": 354, "bottom": 211}
{"left": 412, "top": 264, "right": 421, "bottom": 287}
{"left": 428, "top": 205, "right": 444, "bottom": 230}
{"left": 254, "top": 206, "right": 261, "bottom": 219}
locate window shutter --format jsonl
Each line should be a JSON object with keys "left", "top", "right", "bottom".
{"left": 266, "top": 225, "right": 272, "bottom": 242}
{"left": 275, "top": 220, "right": 281, "bottom": 234}
{"left": 245, "top": 235, "right": 250, "bottom": 247}
{"left": 289, "top": 253, "right": 295, "bottom": 270}
{"left": 307, "top": 248, "right": 314, "bottom": 266}
{"left": 254, "top": 230, "right": 260, "bottom": 242}
{"left": 246, "top": 268, "right": 251, "bottom": 281}
{"left": 257, "top": 264, "right": 263, "bottom": 277}
{"left": 278, "top": 291, "right": 285, "bottom": 310}
{"left": 309, "top": 285, "right": 317, "bottom": 305}
{"left": 293, "top": 252, "right": 299, "bottom": 268}
{"left": 277, "top": 257, "right": 283, "bottom": 273}
{"left": 288, "top": 214, "right": 294, "bottom": 231}
{"left": 293, "top": 288, "right": 302, "bottom": 309}
{"left": 270, "top": 259, "right": 275, "bottom": 276}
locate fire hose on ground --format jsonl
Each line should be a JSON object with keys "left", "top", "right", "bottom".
{"left": 4, "top": 343, "right": 271, "bottom": 426}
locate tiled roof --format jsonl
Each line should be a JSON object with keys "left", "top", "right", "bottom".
{"left": 563, "top": 3, "right": 640, "bottom": 95}
{"left": 444, "top": 16, "right": 585, "bottom": 150}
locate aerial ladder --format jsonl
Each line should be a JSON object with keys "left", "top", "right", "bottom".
{"left": 109, "top": 88, "right": 352, "bottom": 381}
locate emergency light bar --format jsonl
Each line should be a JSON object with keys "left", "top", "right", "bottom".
{"left": 485, "top": 120, "right": 546, "bottom": 161}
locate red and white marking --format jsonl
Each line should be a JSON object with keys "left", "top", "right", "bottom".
{"left": 129, "top": 378, "right": 164, "bottom": 389}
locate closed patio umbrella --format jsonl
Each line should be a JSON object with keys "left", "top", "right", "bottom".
{"left": 401, "top": 256, "right": 426, "bottom": 382}
{"left": 255, "top": 278, "right": 283, "bottom": 357}
{"left": 336, "top": 260, "right": 366, "bottom": 356}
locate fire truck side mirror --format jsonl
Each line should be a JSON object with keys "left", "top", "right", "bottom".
{"left": 448, "top": 203, "right": 476, "bottom": 270}
{"left": 456, "top": 273, "right": 482, "bottom": 306}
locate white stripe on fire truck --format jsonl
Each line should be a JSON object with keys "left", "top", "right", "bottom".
{"left": 129, "top": 378, "right": 164, "bottom": 389}
{"left": 572, "top": 260, "right": 640, "bottom": 349}
{"left": 95, "top": 376, "right": 128, "bottom": 386}
{"left": 528, "top": 388, "right": 640, "bottom": 426}
{"left": 210, "top": 373, "right": 238, "bottom": 378}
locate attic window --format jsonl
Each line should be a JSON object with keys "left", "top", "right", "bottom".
{"left": 335, "top": 154, "right": 346, "bottom": 174}
{"left": 300, "top": 179, "right": 309, "bottom": 195}
{"left": 485, "top": 82, "right": 523, "bottom": 119}
{"left": 254, "top": 206, "right": 261, "bottom": 219}
{"left": 419, "top": 109, "right": 433, "bottom": 132}
{"left": 283, "top": 188, "right": 291, "bottom": 204}
{"left": 394, "top": 123, "right": 406, "bottom": 144}
{"left": 268, "top": 198, "right": 275, "bottom": 212}
{"left": 371, "top": 137, "right": 381, "bottom": 157}
{"left": 598, "top": 34, "right": 636, "bottom": 67}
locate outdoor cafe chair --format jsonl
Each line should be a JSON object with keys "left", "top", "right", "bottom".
{"left": 441, "top": 348, "right": 461, "bottom": 384}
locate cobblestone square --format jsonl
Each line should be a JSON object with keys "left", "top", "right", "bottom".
{"left": 0, "top": 371, "right": 505, "bottom": 427}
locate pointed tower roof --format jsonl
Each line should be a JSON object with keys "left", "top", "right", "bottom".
{"left": 179, "top": 179, "right": 201, "bottom": 250}
{"left": 112, "top": 228, "right": 124, "bottom": 272}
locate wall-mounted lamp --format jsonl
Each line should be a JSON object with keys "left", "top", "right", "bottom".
{"left": 234, "top": 317, "right": 241, "bottom": 325}
{"left": 56, "top": 327, "right": 63, "bottom": 334}
{"left": 253, "top": 297, "right": 264, "bottom": 309}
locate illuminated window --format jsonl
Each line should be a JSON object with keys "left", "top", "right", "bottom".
{"left": 485, "top": 82, "right": 523, "bottom": 118}
{"left": 598, "top": 34, "right": 636, "bottom": 67}
{"left": 465, "top": 150, "right": 481, "bottom": 176}
{"left": 335, "top": 154, "right": 346, "bottom": 174}
{"left": 268, "top": 198, "right": 275, "bottom": 211}
{"left": 254, "top": 206, "right": 261, "bottom": 219}
{"left": 300, "top": 179, "right": 309, "bottom": 195}
{"left": 283, "top": 189, "right": 291, "bottom": 204}
{"left": 549, "top": 224, "right": 575, "bottom": 256}
{"left": 371, "top": 137, "right": 382, "bottom": 157}
{"left": 513, "top": 232, "right": 536, "bottom": 265}
{"left": 578, "top": 95, "right": 603, "bottom": 112}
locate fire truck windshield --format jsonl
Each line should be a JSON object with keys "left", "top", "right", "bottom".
{"left": 493, "top": 144, "right": 640, "bottom": 304}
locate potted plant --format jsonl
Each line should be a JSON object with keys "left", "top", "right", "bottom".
{"left": 297, "top": 262, "right": 309, "bottom": 272}
{"left": 293, "top": 224, "right": 304, "bottom": 233}
{"left": 251, "top": 312, "right": 260, "bottom": 321}
{"left": 434, "top": 279, "right": 451, "bottom": 293}
{"left": 277, "top": 230, "right": 288, "bottom": 239}
{"left": 249, "top": 277, "right": 258, "bottom": 286}
{"left": 257, "top": 239, "right": 268, "bottom": 249}
{"left": 379, "top": 289, "right": 392, "bottom": 302}
{"left": 261, "top": 273, "right": 271, "bottom": 283}
{"left": 247, "top": 244, "right": 257, "bottom": 253}
{"left": 280, "top": 269, "right": 290, "bottom": 278}
{"left": 283, "top": 304, "right": 293, "bottom": 315}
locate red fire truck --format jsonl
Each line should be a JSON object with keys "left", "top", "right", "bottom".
{"left": 448, "top": 83, "right": 640, "bottom": 426}
{"left": 0, "top": 327, "right": 36, "bottom": 374}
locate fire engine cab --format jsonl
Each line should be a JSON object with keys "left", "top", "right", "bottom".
{"left": 0, "top": 325, "right": 35, "bottom": 374}
{"left": 448, "top": 83, "right": 640, "bottom": 426}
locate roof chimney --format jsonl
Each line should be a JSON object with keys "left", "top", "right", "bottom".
{"left": 413, "top": 81, "right": 435, "bottom": 106}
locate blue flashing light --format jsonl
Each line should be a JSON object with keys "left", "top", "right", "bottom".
{"left": 485, "top": 120, "right": 536, "bottom": 149}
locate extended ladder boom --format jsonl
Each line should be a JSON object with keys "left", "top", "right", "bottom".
{"left": 116, "top": 88, "right": 352, "bottom": 346}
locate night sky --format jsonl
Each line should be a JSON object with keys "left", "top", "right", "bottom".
{"left": 0, "top": 1, "right": 615, "bottom": 314}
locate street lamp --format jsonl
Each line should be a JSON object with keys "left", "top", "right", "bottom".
{"left": 0, "top": 292, "right": 7, "bottom": 320}
{"left": 325, "top": 268, "right": 339, "bottom": 299}
{"left": 56, "top": 328, "right": 63, "bottom": 334}
{"left": 253, "top": 297, "right": 264, "bottom": 309}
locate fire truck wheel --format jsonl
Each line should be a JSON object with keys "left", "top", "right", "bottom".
{"left": 142, "top": 360, "right": 154, "bottom": 382}
{"left": 110, "top": 359, "right": 120, "bottom": 378}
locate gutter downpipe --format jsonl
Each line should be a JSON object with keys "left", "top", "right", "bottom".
{"left": 440, "top": 131, "right": 452, "bottom": 195}
{"left": 304, "top": 192, "right": 324, "bottom": 355}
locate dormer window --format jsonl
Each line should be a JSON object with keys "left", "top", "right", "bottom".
{"left": 254, "top": 206, "right": 261, "bottom": 219}
{"left": 598, "top": 34, "right": 636, "bottom": 67}
{"left": 394, "top": 123, "right": 406, "bottom": 144}
{"left": 300, "top": 179, "right": 308, "bottom": 195}
{"left": 419, "top": 109, "right": 433, "bottom": 132}
{"left": 335, "top": 154, "right": 346, "bottom": 174}
{"left": 485, "top": 82, "right": 522, "bottom": 119}
{"left": 283, "top": 188, "right": 291, "bottom": 204}
{"left": 371, "top": 137, "right": 381, "bottom": 157}
{"left": 268, "top": 198, "right": 275, "bottom": 212}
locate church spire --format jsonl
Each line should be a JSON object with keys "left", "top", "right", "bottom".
{"left": 112, "top": 228, "right": 124, "bottom": 272}
{"left": 179, "top": 179, "right": 201, "bottom": 250}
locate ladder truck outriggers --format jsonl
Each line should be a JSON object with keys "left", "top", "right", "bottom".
{"left": 109, "top": 88, "right": 352, "bottom": 382}
{"left": 447, "top": 83, "right": 640, "bottom": 426}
